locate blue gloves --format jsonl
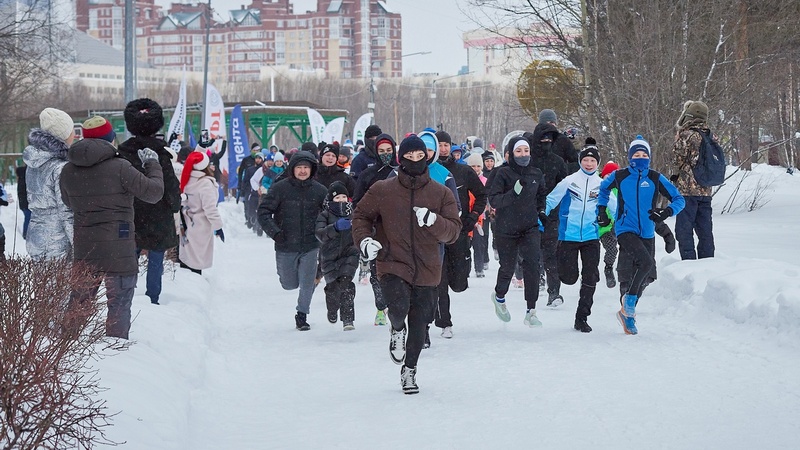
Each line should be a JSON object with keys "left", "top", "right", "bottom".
{"left": 334, "top": 217, "right": 352, "bottom": 231}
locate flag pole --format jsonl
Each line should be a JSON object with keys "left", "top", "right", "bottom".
{"left": 201, "top": 0, "right": 212, "bottom": 130}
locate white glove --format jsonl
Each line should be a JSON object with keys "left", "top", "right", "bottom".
{"left": 138, "top": 148, "right": 159, "bottom": 167}
{"left": 413, "top": 206, "right": 437, "bottom": 227}
{"left": 360, "top": 238, "right": 383, "bottom": 261}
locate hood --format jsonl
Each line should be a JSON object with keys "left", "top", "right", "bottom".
{"left": 417, "top": 130, "right": 440, "bottom": 164}
{"left": 287, "top": 150, "right": 319, "bottom": 179}
{"left": 531, "top": 123, "right": 559, "bottom": 157}
{"left": 68, "top": 138, "right": 118, "bottom": 167}
{"left": 23, "top": 129, "right": 69, "bottom": 168}
{"left": 373, "top": 133, "right": 398, "bottom": 167}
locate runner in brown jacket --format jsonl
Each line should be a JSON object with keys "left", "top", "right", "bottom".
{"left": 352, "top": 134, "right": 461, "bottom": 394}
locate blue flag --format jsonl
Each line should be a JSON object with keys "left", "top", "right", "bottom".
{"left": 228, "top": 104, "right": 250, "bottom": 190}
{"left": 187, "top": 121, "right": 197, "bottom": 149}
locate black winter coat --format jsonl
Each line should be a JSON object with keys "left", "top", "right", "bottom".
{"left": 117, "top": 136, "right": 181, "bottom": 251}
{"left": 440, "top": 156, "right": 487, "bottom": 231}
{"left": 553, "top": 133, "right": 579, "bottom": 174}
{"left": 15, "top": 166, "right": 28, "bottom": 210}
{"left": 237, "top": 154, "right": 256, "bottom": 191}
{"left": 353, "top": 133, "right": 397, "bottom": 205}
{"left": 60, "top": 138, "right": 164, "bottom": 275}
{"left": 530, "top": 123, "right": 568, "bottom": 194}
{"left": 258, "top": 151, "right": 327, "bottom": 253}
{"left": 315, "top": 208, "right": 360, "bottom": 282}
{"left": 314, "top": 164, "right": 356, "bottom": 197}
{"left": 487, "top": 137, "right": 548, "bottom": 238}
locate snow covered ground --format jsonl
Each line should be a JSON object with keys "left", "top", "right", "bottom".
{"left": 2, "top": 164, "right": 799, "bottom": 449}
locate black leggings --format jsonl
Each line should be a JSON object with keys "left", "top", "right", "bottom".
{"left": 494, "top": 231, "right": 541, "bottom": 310}
{"left": 380, "top": 274, "right": 436, "bottom": 368}
{"left": 616, "top": 233, "right": 655, "bottom": 298}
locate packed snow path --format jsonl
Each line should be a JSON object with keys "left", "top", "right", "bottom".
{"left": 88, "top": 194, "right": 799, "bottom": 449}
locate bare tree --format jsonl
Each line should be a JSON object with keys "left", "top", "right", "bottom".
{"left": 0, "top": 257, "right": 127, "bottom": 449}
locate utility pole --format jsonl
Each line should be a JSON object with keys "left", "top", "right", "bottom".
{"left": 124, "top": 0, "right": 135, "bottom": 103}
{"left": 201, "top": 0, "right": 212, "bottom": 130}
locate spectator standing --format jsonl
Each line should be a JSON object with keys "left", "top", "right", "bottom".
{"left": 22, "top": 108, "right": 75, "bottom": 259}
{"left": 117, "top": 98, "right": 182, "bottom": 305}
{"left": 60, "top": 116, "right": 164, "bottom": 338}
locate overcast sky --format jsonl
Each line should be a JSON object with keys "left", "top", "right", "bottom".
{"left": 154, "top": 0, "right": 474, "bottom": 76}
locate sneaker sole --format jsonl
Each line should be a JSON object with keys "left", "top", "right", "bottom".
{"left": 547, "top": 297, "right": 564, "bottom": 308}
{"left": 343, "top": 325, "right": 355, "bottom": 331}
{"left": 403, "top": 387, "right": 419, "bottom": 395}
{"left": 616, "top": 310, "right": 637, "bottom": 335}
{"left": 523, "top": 319, "right": 543, "bottom": 328}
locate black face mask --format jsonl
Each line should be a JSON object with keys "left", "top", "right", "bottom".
{"left": 400, "top": 157, "right": 427, "bottom": 177}
{"left": 327, "top": 200, "right": 353, "bottom": 217}
{"left": 540, "top": 142, "right": 553, "bottom": 154}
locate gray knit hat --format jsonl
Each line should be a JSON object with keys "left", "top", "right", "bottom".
{"left": 538, "top": 109, "right": 557, "bottom": 125}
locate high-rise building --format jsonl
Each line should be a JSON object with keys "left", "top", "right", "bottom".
{"left": 74, "top": 0, "right": 402, "bottom": 83}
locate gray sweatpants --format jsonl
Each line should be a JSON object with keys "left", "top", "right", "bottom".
{"left": 276, "top": 249, "right": 319, "bottom": 315}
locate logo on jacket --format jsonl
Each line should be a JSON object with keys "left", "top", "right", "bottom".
{"left": 640, "top": 180, "right": 650, "bottom": 188}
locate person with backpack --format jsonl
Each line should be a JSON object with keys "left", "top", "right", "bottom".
{"left": 598, "top": 136, "right": 685, "bottom": 335}
{"left": 671, "top": 100, "right": 719, "bottom": 260}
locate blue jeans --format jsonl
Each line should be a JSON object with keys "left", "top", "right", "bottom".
{"left": 137, "top": 248, "right": 165, "bottom": 303}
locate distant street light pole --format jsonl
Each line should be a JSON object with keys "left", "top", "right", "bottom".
{"left": 201, "top": 0, "right": 212, "bottom": 130}
{"left": 370, "top": 51, "right": 431, "bottom": 123}
{"left": 432, "top": 71, "right": 472, "bottom": 131}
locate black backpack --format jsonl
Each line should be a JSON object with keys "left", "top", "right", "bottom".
{"left": 693, "top": 129, "right": 726, "bottom": 187}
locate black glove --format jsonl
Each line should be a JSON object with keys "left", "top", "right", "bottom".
{"left": 537, "top": 211, "right": 548, "bottom": 227}
{"left": 648, "top": 207, "right": 673, "bottom": 223}
{"left": 597, "top": 206, "right": 611, "bottom": 227}
{"left": 214, "top": 229, "right": 225, "bottom": 242}
{"left": 461, "top": 213, "right": 478, "bottom": 233}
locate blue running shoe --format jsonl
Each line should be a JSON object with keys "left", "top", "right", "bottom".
{"left": 617, "top": 310, "right": 638, "bottom": 335}
{"left": 623, "top": 294, "right": 637, "bottom": 317}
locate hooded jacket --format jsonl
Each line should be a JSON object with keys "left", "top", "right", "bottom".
{"left": 487, "top": 136, "right": 548, "bottom": 238}
{"left": 672, "top": 118, "right": 714, "bottom": 197}
{"left": 349, "top": 138, "right": 379, "bottom": 179}
{"left": 117, "top": 135, "right": 182, "bottom": 251}
{"left": 258, "top": 150, "right": 327, "bottom": 253}
{"left": 22, "top": 129, "right": 74, "bottom": 259}
{"left": 352, "top": 165, "right": 462, "bottom": 287}
{"left": 315, "top": 199, "right": 360, "bottom": 282}
{"left": 439, "top": 153, "right": 487, "bottom": 231}
{"left": 314, "top": 161, "right": 356, "bottom": 197}
{"left": 530, "top": 123, "right": 568, "bottom": 195}
{"left": 353, "top": 133, "right": 397, "bottom": 205}
{"left": 554, "top": 132, "right": 579, "bottom": 174}
{"left": 59, "top": 138, "right": 164, "bottom": 275}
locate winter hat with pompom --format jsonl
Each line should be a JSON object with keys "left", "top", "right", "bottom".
{"left": 627, "top": 135, "right": 651, "bottom": 160}
{"left": 579, "top": 137, "right": 600, "bottom": 163}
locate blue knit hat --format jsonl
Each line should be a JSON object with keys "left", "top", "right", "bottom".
{"left": 627, "top": 135, "right": 651, "bottom": 161}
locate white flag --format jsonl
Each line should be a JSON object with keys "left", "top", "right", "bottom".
{"left": 204, "top": 83, "right": 227, "bottom": 171}
{"left": 307, "top": 108, "right": 326, "bottom": 145}
{"left": 352, "top": 113, "right": 373, "bottom": 144}
{"left": 167, "top": 67, "right": 187, "bottom": 141}
{"left": 322, "top": 117, "right": 345, "bottom": 144}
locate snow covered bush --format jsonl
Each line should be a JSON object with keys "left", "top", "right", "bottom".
{"left": 0, "top": 257, "right": 126, "bottom": 449}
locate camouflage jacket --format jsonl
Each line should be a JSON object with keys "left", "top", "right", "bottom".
{"left": 672, "top": 119, "right": 713, "bottom": 197}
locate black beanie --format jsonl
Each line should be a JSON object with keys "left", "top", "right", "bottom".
{"left": 579, "top": 137, "right": 600, "bottom": 163}
{"left": 365, "top": 125, "right": 382, "bottom": 139}
{"left": 327, "top": 180, "right": 349, "bottom": 201}
{"left": 435, "top": 131, "right": 452, "bottom": 145}
{"left": 301, "top": 142, "right": 318, "bottom": 155}
{"left": 398, "top": 135, "right": 426, "bottom": 160}
{"left": 124, "top": 98, "right": 164, "bottom": 137}
{"left": 320, "top": 143, "right": 340, "bottom": 159}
